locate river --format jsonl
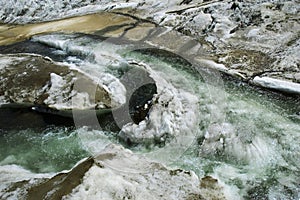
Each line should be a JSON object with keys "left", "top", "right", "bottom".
{"left": 0, "top": 14, "right": 300, "bottom": 199}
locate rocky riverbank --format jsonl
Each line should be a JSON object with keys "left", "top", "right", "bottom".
{"left": 1, "top": 0, "right": 299, "bottom": 94}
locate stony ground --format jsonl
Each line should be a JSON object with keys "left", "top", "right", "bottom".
{"left": 1, "top": 0, "right": 299, "bottom": 94}
{"left": 117, "top": 0, "right": 300, "bottom": 94}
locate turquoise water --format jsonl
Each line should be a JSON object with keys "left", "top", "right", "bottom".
{"left": 0, "top": 127, "right": 88, "bottom": 173}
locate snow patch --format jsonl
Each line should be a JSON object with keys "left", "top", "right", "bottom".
{"left": 247, "top": 28, "right": 260, "bottom": 38}
{"left": 0, "top": 55, "right": 26, "bottom": 70}
{"left": 0, "top": 96, "right": 8, "bottom": 105}
{"left": 44, "top": 73, "right": 71, "bottom": 109}
{"left": 196, "top": 59, "right": 228, "bottom": 72}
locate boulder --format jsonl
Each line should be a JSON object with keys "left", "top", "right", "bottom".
{"left": 0, "top": 53, "right": 114, "bottom": 109}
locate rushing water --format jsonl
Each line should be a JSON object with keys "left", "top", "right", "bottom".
{"left": 0, "top": 127, "right": 87, "bottom": 173}
{"left": 0, "top": 32, "right": 300, "bottom": 199}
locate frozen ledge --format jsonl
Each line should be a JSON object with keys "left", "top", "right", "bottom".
{"left": 253, "top": 76, "right": 300, "bottom": 95}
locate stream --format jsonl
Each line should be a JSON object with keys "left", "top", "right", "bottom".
{"left": 0, "top": 30, "right": 300, "bottom": 199}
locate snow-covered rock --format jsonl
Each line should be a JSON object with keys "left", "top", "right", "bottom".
{"left": 0, "top": 54, "right": 116, "bottom": 109}
{"left": 118, "top": 62, "right": 199, "bottom": 150}
{"left": 0, "top": 144, "right": 232, "bottom": 200}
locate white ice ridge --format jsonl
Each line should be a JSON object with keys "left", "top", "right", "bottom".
{"left": 253, "top": 76, "right": 300, "bottom": 94}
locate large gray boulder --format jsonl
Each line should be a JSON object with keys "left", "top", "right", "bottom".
{"left": 0, "top": 53, "right": 114, "bottom": 109}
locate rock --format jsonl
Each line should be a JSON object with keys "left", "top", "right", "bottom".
{"left": 200, "top": 176, "right": 227, "bottom": 200}
{"left": 124, "top": 23, "right": 156, "bottom": 41}
{"left": 0, "top": 40, "right": 68, "bottom": 62}
{"left": 188, "top": 12, "right": 213, "bottom": 32}
{"left": 0, "top": 54, "right": 158, "bottom": 131}
{"left": 282, "top": 1, "right": 299, "bottom": 15}
{"left": 110, "top": 1, "right": 300, "bottom": 95}
{"left": 217, "top": 49, "right": 276, "bottom": 78}
{"left": 1, "top": 1, "right": 299, "bottom": 72}
{"left": 0, "top": 54, "right": 114, "bottom": 109}
{"left": 0, "top": 157, "right": 94, "bottom": 200}
{"left": 294, "top": 73, "right": 300, "bottom": 83}
{"left": 0, "top": 144, "right": 229, "bottom": 200}
{"left": 27, "top": 157, "right": 94, "bottom": 200}
{"left": 0, "top": 12, "right": 136, "bottom": 45}
{"left": 121, "top": 66, "right": 157, "bottom": 125}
